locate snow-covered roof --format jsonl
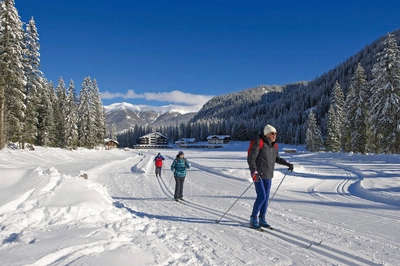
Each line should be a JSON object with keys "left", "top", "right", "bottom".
{"left": 104, "top": 138, "right": 119, "bottom": 144}
{"left": 180, "top": 138, "right": 196, "bottom": 142}
{"left": 206, "top": 135, "right": 230, "bottom": 140}
{"left": 139, "top": 132, "right": 167, "bottom": 139}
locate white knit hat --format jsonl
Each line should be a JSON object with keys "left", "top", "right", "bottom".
{"left": 263, "top": 124, "right": 276, "bottom": 135}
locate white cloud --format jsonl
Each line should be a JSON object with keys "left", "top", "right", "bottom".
{"left": 144, "top": 90, "right": 213, "bottom": 105}
{"left": 100, "top": 90, "right": 144, "bottom": 99}
{"left": 101, "top": 89, "right": 214, "bottom": 106}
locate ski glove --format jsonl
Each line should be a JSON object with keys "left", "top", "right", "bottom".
{"left": 287, "top": 163, "right": 294, "bottom": 172}
{"left": 251, "top": 171, "right": 261, "bottom": 182}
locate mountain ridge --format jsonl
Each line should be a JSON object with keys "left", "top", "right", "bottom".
{"left": 109, "top": 29, "right": 400, "bottom": 143}
{"left": 105, "top": 102, "right": 197, "bottom": 132}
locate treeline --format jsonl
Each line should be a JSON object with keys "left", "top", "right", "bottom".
{"left": 0, "top": 0, "right": 106, "bottom": 150}
{"left": 306, "top": 33, "right": 400, "bottom": 154}
{"left": 118, "top": 33, "right": 400, "bottom": 155}
{"left": 117, "top": 119, "right": 231, "bottom": 148}
{"left": 117, "top": 86, "right": 285, "bottom": 147}
{"left": 3, "top": 0, "right": 399, "bottom": 154}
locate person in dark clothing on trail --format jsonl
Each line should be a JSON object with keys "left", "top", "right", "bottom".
{"left": 247, "top": 124, "right": 294, "bottom": 229}
{"left": 170, "top": 150, "right": 191, "bottom": 202}
{"left": 154, "top": 152, "right": 165, "bottom": 178}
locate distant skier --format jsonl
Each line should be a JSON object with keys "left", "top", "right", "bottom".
{"left": 154, "top": 152, "right": 165, "bottom": 178}
{"left": 247, "top": 124, "right": 294, "bottom": 229}
{"left": 170, "top": 150, "right": 191, "bottom": 202}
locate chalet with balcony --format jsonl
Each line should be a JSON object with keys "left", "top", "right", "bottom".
{"left": 207, "top": 135, "right": 231, "bottom": 144}
{"left": 104, "top": 139, "right": 119, "bottom": 150}
{"left": 134, "top": 132, "right": 171, "bottom": 149}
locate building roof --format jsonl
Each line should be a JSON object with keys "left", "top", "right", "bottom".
{"left": 180, "top": 138, "right": 196, "bottom": 142}
{"left": 206, "top": 135, "right": 230, "bottom": 140}
{"left": 139, "top": 132, "right": 167, "bottom": 139}
{"left": 104, "top": 138, "right": 119, "bottom": 144}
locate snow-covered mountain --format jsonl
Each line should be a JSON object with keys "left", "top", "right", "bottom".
{"left": 104, "top": 102, "right": 198, "bottom": 132}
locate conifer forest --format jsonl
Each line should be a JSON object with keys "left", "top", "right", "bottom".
{"left": 1, "top": 0, "right": 399, "bottom": 154}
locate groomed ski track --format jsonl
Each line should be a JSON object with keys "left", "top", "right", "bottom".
{"left": 93, "top": 149, "right": 400, "bottom": 266}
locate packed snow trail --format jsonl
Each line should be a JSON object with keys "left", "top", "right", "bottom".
{"left": 94, "top": 149, "right": 397, "bottom": 265}
{"left": 1, "top": 146, "right": 399, "bottom": 265}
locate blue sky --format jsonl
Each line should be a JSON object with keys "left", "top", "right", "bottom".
{"left": 16, "top": 0, "right": 400, "bottom": 108}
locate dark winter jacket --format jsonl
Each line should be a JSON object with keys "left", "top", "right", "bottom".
{"left": 171, "top": 156, "right": 190, "bottom": 178}
{"left": 247, "top": 134, "right": 289, "bottom": 179}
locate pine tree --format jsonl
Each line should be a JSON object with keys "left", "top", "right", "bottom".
{"left": 305, "top": 110, "right": 323, "bottom": 152}
{"left": 55, "top": 77, "right": 68, "bottom": 148}
{"left": 325, "top": 81, "right": 345, "bottom": 152}
{"left": 92, "top": 79, "right": 106, "bottom": 146}
{"left": 65, "top": 80, "right": 79, "bottom": 149}
{"left": 22, "top": 17, "right": 42, "bottom": 148}
{"left": 35, "top": 80, "right": 56, "bottom": 147}
{"left": 344, "top": 63, "right": 371, "bottom": 154}
{"left": 232, "top": 122, "right": 247, "bottom": 140}
{"left": 325, "top": 105, "right": 340, "bottom": 152}
{"left": 185, "top": 121, "right": 192, "bottom": 138}
{"left": 0, "top": 0, "right": 26, "bottom": 149}
{"left": 78, "top": 77, "right": 96, "bottom": 148}
{"left": 110, "top": 123, "right": 117, "bottom": 140}
{"left": 219, "top": 119, "right": 227, "bottom": 135}
{"left": 200, "top": 121, "right": 208, "bottom": 141}
{"left": 48, "top": 81, "right": 59, "bottom": 147}
{"left": 370, "top": 33, "right": 400, "bottom": 154}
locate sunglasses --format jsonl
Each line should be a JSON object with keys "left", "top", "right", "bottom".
{"left": 270, "top": 132, "right": 277, "bottom": 136}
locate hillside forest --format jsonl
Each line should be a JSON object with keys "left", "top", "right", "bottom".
{"left": 118, "top": 31, "right": 400, "bottom": 154}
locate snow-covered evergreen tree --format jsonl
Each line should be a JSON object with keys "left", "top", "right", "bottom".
{"left": 325, "top": 81, "right": 345, "bottom": 152}
{"left": 55, "top": 77, "right": 68, "bottom": 148}
{"left": 200, "top": 122, "right": 208, "bottom": 141}
{"left": 369, "top": 33, "right": 400, "bottom": 154}
{"left": 48, "top": 81, "right": 59, "bottom": 147}
{"left": 344, "top": 63, "right": 371, "bottom": 154}
{"left": 78, "top": 77, "right": 96, "bottom": 149}
{"left": 65, "top": 80, "right": 79, "bottom": 149}
{"left": 184, "top": 122, "right": 192, "bottom": 138}
{"left": 232, "top": 122, "right": 247, "bottom": 140}
{"left": 219, "top": 119, "right": 227, "bottom": 135}
{"left": 305, "top": 110, "right": 323, "bottom": 152}
{"left": 0, "top": 0, "right": 26, "bottom": 148}
{"left": 110, "top": 123, "right": 117, "bottom": 140}
{"left": 22, "top": 17, "right": 42, "bottom": 148}
{"left": 91, "top": 79, "right": 106, "bottom": 145}
{"left": 325, "top": 105, "right": 340, "bottom": 152}
{"left": 35, "top": 80, "right": 56, "bottom": 147}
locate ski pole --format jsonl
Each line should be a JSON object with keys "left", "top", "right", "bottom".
{"left": 215, "top": 182, "right": 254, "bottom": 224}
{"left": 168, "top": 174, "right": 173, "bottom": 190}
{"left": 268, "top": 168, "right": 289, "bottom": 205}
{"left": 188, "top": 169, "right": 193, "bottom": 200}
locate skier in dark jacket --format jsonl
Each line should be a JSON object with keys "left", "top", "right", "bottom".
{"left": 170, "top": 150, "right": 191, "bottom": 201}
{"left": 247, "top": 124, "right": 294, "bottom": 229}
{"left": 154, "top": 152, "right": 165, "bottom": 178}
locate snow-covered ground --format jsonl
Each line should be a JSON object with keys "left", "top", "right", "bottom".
{"left": 0, "top": 142, "right": 399, "bottom": 266}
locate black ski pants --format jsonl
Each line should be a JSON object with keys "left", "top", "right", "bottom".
{"left": 174, "top": 176, "right": 185, "bottom": 199}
